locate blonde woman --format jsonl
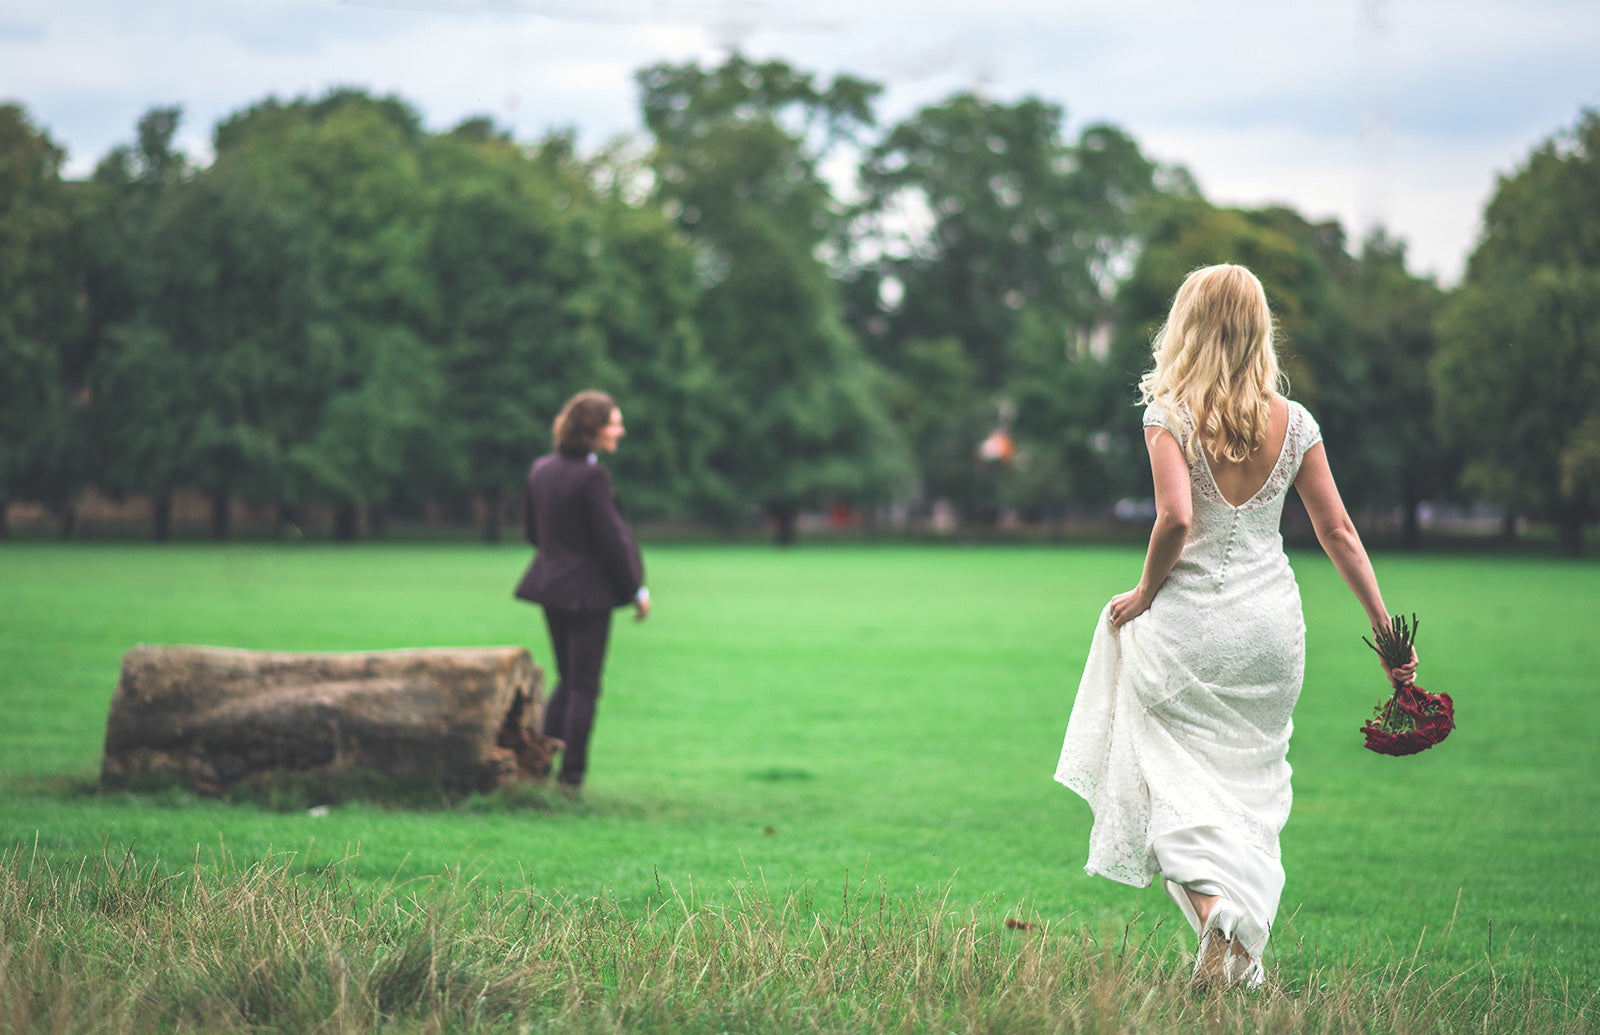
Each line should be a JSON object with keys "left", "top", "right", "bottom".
{"left": 1055, "top": 264, "right": 1415, "bottom": 989}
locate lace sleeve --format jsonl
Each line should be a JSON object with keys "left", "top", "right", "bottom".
{"left": 1143, "top": 401, "right": 1179, "bottom": 439}
{"left": 1288, "top": 401, "right": 1322, "bottom": 461}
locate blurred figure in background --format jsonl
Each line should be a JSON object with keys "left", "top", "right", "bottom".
{"left": 514, "top": 390, "right": 650, "bottom": 794}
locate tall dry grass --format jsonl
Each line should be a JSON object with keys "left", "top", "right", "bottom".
{"left": 1, "top": 843, "right": 1591, "bottom": 1034}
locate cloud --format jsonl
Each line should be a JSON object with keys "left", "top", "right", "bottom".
{"left": 3, "top": 0, "right": 1596, "bottom": 282}
{"left": 0, "top": 11, "right": 46, "bottom": 42}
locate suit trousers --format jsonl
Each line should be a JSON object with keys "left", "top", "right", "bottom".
{"left": 541, "top": 607, "right": 614, "bottom": 786}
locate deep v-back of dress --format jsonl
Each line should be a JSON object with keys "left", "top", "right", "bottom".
{"left": 1200, "top": 397, "right": 1291, "bottom": 508}
{"left": 1056, "top": 396, "right": 1323, "bottom": 984}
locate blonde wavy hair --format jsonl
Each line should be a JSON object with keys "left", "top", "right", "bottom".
{"left": 1138, "top": 264, "right": 1288, "bottom": 463}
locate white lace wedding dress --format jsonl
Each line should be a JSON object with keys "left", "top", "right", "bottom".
{"left": 1055, "top": 398, "right": 1322, "bottom": 982}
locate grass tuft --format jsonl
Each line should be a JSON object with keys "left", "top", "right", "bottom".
{"left": 2, "top": 843, "right": 1591, "bottom": 1034}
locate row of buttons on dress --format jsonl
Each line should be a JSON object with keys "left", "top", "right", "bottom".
{"left": 1217, "top": 510, "right": 1241, "bottom": 590}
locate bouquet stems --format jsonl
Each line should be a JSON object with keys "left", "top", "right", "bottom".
{"left": 1359, "top": 613, "right": 1454, "bottom": 756}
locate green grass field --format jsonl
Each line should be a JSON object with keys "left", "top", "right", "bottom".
{"left": 2, "top": 542, "right": 1597, "bottom": 1030}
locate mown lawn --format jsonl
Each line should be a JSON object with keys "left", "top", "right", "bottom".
{"left": 1, "top": 541, "right": 1597, "bottom": 1021}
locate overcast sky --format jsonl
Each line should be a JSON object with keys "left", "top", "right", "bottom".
{"left": 3, "top": 0, "right": 1597, "bottom": 283}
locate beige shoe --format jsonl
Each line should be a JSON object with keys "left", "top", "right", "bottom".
{"left": 1192, "top": 899, "right": 1247, "bottom": 992}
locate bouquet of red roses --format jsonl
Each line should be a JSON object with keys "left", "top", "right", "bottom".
{"left": 1360, "top": 613, "right": 1454, "bottom": 756}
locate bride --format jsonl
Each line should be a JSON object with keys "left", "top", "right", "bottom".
{"left": 1055, "top": 264, "right": 1416, "bottom": 989}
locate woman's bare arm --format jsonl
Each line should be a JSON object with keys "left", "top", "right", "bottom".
{"left": 1110, "top": 426, "right": 1192, "bottom": 627}
{"left": 1293, "top": 442, "right": 1416, "bottom": 683}
{"left": 1293, "top": 443, "right": 1386, "bottom": 626}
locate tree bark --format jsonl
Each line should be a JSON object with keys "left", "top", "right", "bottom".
{"left": 274, "top": 502, "right": 297, "bottom": 539}
{"left": 0, "top": 498, "right": 9, "bottom": 539}
{"left": 152, "top": 491, "right": 173, "bottom": 542}
{"left": 209, "top": 489, "right": 230, "bottom": 541}
{"left": 101, "top": 645, "right": 554, "bottom": 794}
{"left": 1557, "top": 501, "right": 1587, "bottom": 556}
{"left": 1400, "top": 483, "right": 1421, "bottom": 550}
{"left": 334, "top": 504, "right": 359, "bottom": 542}
{"left": 482, "top": 486, "right": 503, "bottom": 543}
{"left": 769, "top": 503, "right": 798, "bottom": 545}
{"left": 57, "top": 503, "right": 77, "bottom": 540}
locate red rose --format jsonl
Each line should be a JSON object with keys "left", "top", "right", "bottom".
{"left": 1360, "top": 614, "right": 1453, "bottom": 757}
{"left": 1361, "top": 684, "right": 1454, "bottom": 756}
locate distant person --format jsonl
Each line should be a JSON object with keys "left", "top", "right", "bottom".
{"left": 1054, "top": 265, "right": 1416, "bottom": 989}
{"left": 514, "top": 390, "right": 650, "bottom": 793}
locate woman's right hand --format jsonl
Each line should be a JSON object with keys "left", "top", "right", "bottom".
{"left": 1109, "top": 585, "right": 1152, "bottom": 628}
{"left": 1386, "top": 647, "right": 1418, "bottom": 688}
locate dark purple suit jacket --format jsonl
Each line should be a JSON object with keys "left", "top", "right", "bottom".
{"left": 513, "top": 451, "right": 643, "bottom": 611}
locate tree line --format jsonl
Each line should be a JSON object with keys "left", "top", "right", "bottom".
{"left": 1, "top": 57, "right": 1596, "bottom": 550}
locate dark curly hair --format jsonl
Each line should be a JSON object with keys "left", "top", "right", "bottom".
{"left": 552, "top": 390, "right": 617, "bottom": 455}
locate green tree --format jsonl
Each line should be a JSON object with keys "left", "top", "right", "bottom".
{"left": 1435, "top": 110, "right": 1600, "bottom": 554}
{"left": 638, "top": 55, "right": 909, "bottom": 541}
{"left": 82, "top": 108, "right": 328, "bottom": 540}
{"left": 87, "top": 321, "right": 194, "bottom": 538}
{"left": 573, "top": 146, "right": 721, "bottom": 523}
{"left": 133, "top": 166, "right": 326, "bottom": 539}
{"left": 1340, "top": 231, "right": 1451, "bottom": 546}
{"left": 857, "top": 96, "right": 1162, "bottom": 380}
{"left": 79, "top": 107, "right": 200, "bottom": 538}
{"left": 1004, "top": 311, "right": 1126, "bottom": 514}
{"left": 0, "top": 104, "right": 83, "bottom": 537}
{"left": 875, "top": 334, "right": 990, "bottom": 520}
{"left": 214, "top": 89, "right": 442, "bottom": 539}
{"left": 850, "top": 94, "right": 1171, "bottom": 517}
{"left": 425, "top": 125, "right": 604, "bottom": 539}
{"left": 424, "top": 123, "right": 714, "bottom": 538}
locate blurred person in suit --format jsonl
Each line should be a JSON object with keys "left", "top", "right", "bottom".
{"left": 514, "top": 390, "right": 649, "bottom": 792}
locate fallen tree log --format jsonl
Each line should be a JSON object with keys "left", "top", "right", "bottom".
{"left": 101, "top": 645, "right": 557, "bottom": 795}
